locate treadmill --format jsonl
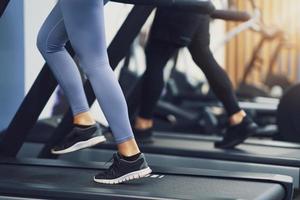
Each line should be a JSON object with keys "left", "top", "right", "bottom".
{"left": 58, "top": 131, "right": 300, "bottom": 190}
{"left": 39, "top": 0, "right": 300, "bottom": 191}
{"left": 1, "top": 0, "right": 294, "bottom": 199}
{"left": 22, "top": 2, "right": 300, "bottom": 192}
{"left": 0, "top": 157, "right": 293, "bottom": 200}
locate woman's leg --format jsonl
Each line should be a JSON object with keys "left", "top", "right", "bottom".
{"left": 57, "top": 0, "right": 137, "bottom": 150}
{"left": 57, "top": 0, "right": 151, "bottom": 183}
{"left": 138, "top": 40, "right": 179, "bottom": 120}
{"left": 188, "top": 45, "right": 243, "bottom": 119}
{"left": 188, "top": 17, "right": 257, "bottom": 149}
{"left": 37, "top": 3, "right": 105, "bottom": 155}
{"left": 134, "top": 39, "right": 179, "bottom": 141}
{"left": 134, "top": 8, "right": 199, "bottom": 138}
{"left": 37, "top": 3, "right": 91, "bottom": 119}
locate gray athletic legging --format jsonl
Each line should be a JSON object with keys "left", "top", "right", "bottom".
{"left": 37, "top": 0, "right": 134, "bottom": 144}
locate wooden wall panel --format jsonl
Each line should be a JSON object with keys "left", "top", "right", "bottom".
{"left": 225, "top": 0, "right": 300, "bottom": 87}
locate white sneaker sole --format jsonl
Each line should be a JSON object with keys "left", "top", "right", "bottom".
{"left": 51, "top": 135, "right": 106, "bottom": 154}
{"left": 93, "top": 167, "right": 152, "bottom": 184}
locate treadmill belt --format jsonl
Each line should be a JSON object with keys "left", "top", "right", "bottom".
{"left": 130, "top": 133, "right": 300, "bottom": 167}
{"left": 151, "top": 137, "right": 295, "bottom": 156}
{"left": 102, "top": 132, "right": 300, "bottom": 161}
{"left": 0, "top": 163, "right": 285, "bottom": 200}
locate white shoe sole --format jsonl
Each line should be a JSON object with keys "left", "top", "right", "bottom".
{"left": 93, "top": 167, "right": 152, "bottom": 184}
{"left": 51, "top": 135, "right": 106, "bottom": 154}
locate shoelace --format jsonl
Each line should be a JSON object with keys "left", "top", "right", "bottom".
{"left": 104, "top": 156, "right": 114, "bottom": 166}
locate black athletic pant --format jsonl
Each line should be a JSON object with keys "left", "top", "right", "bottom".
{"left": 138, "top": 10, "right": 241, "bottom": 119}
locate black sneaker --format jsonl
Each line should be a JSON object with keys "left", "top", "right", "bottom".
{"left": 134, "top": 127, "right": 153, "bottom": 144}
{"left": 51, "top": 124, "right": 106, "bottom": 154}
{"left": 94, "top": 153, "right": 152, "bottom": 184}
{"left": 214, "top": 116, "right": 258, "bottom": 149}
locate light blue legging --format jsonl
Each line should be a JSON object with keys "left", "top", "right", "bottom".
{"left": 37, "top": 0, "right": 134, "bottom": 144}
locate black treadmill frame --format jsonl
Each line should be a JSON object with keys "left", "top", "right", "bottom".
{"left": 0, "top": 0, "right": 9, "bottom": 17}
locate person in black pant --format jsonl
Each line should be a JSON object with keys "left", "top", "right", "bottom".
{"left": 133, "top": 8, "right": 258, "bottom": 149}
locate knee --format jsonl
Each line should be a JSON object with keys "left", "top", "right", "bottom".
{"left": 36, "top": 30, "right": 47, "bottom": 54}
{"left": 36, "top": 30, "right": 65, "bottom": 55}
{"left": 79, "top": 55, "right": 111, "bottom": 77}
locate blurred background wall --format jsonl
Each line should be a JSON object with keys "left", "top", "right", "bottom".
{"left": 225, "top": 0, "right": 300, "bottom": 86}
{"left": 0, "top": 0, "right": 24, "bottom": 130}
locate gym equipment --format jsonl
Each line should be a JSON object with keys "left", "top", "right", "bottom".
{"left": 264, "top": 40, "right": 294, "bottom": 96}
{"left": 0, "top": 0, "right": 9, "bottom": 17}
{"left": 13, "top": 111, "right": 300, "bottom": 192}
{"left": 114, "top": 0, "right": 215, "bottom": 13}
{"left": 151, "top": 69, "right": 279, "bottom": 135}
{"left": 235, "top": 0, "right": 293, "bottom": 100}
{"left": 237, "top": 27, "right": 292, "bottom": 99}
{"left": 0, "top": 158, "right": 293, "bottom": 200}
{"left": 210, "top": 9, "right": 250, "bottom": 21}
{"left": 76, "top": 131, "right": 300, "bottom": 190}
{"left": 0, "top": 116, "right": 61, "bottom": 155}
{"left": 277, "top": 84, "right": 300, "bottom": 143}
{"left": 166, "top": 54, "right": 296, "bottom": 140}
{"left": 14, "top": 127, "right": 299, "bottom": 193}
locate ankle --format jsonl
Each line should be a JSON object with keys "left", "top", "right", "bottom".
{"left": 118, "top": 139, "right": 140, "bottom": 157}
{"left": 119, "top": 152, "right": 141, "bottom": 161}
{"left": 119, "top": 150, "right": 141, "bottom": 157}
{"left": 229, "top": 110, "right": 246, "bottom": 126}
{"left": 73, "top": 111, "right": 96, "bottom": 126}
{"left": 135, "top": 116, "right": 153, "bottom": 130}
{"left": 75, "top": 124, "right": 95, "bottom": 129}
